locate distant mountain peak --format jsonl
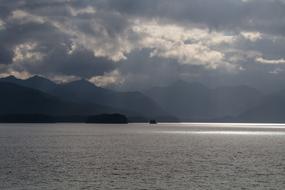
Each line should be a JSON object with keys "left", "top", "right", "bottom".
{"left": 5, "top": 75, "right": 17, "bottom": 79}
{"left": 0, "top": 75, "right": 58, "bottom": 92}
{"left": 0, "top": 75, "right": 24, "bottom": 84}
{"left": 1, "top": 75, "right": 19, "bottom": 80}
{"left": 26, "top": 75, "right": 53, "bottom": 83}
{"left": 25, "top": 75, "right": 57, "bottom": 87}
{"left": 28, "top": 75, "right": 44, "bottom": 80}
{"left": 65, "top": 79, "right": 97, "bottom": 88}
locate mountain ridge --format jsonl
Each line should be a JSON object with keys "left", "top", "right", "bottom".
{"left": 2, "top": 76, "right": 285, "bottom": 123}
{"left": 0, "top": 76, "right": 174, "bottom": 121}
{"left": 145, "top": 80, "right": 263, "bottom": 120}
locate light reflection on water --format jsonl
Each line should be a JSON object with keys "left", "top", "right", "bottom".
{"left": 161, "top": 122, "right": 285, "bottom": 128}
{"left": 159, "top": 130, "right": 285, "bottom": 135}
{"left": 0, "top": 123, "right": 285, "bottom": 189}
{"left": 152, "top": 122, "right": 285, "bottom": 136}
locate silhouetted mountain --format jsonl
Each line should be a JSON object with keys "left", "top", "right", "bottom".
{"left": 0, "top": 76, "right": 173, "bottom": 120}
{"left": 0, "top": 75, "right": 57, "bottom": 93}
{"left": 210, "top": 85, "right": 263, "bottom": 117}
{"left": 145, "top": 80, "right": 263, "bottom": 120}
{"left": 5, "top": 75, "right": 285, "bottom": 123}
{"left": 48, "top": 79, "right": 169, "bottom": 118}
{"left": 238, "top": 89, "right": 285, "bottom": 123}
{"left": 0, "top": 82, "right": 117, "bottom": 116}
{"left": 145, "top": 81, "right": 212, "bottom": 120}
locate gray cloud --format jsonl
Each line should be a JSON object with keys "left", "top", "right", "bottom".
{"left": 0, "top": 0, "right": 285, "bottom": 91}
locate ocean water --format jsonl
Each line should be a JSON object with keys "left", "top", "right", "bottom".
{"left": 0, "top": 123, "right": 285, "bottom": 190}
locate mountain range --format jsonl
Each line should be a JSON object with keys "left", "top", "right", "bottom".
{"left": 1, "top": 76, "right": 285, "bottom": 123}
{"left": 0, "top": 76, "right": 173, "bottom": 122}
{"left": 145, "top": 80, "right": 263, "bottom": 121}
{"left": 145, "top": 80, "right": 285, "bottom": 122}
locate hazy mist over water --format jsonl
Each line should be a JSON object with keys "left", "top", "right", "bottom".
{"left": 0, "top": 123, "right": 285, "bottom": 189}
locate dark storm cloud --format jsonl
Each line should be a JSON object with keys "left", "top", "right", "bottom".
{"left": 0, "top": 47, "right": 12, "bottom": 65}
{"left": 0, "top": 20, "right": 116, "bottom": 77}
{"left": 0, "top": 0, "right": 285, "bottom": 91}
{"left": 96, "top": 0, "right": 285, "bottom": 35}
{"left": 0, "top": 0, "right": 119, "bottom": 78}
{"left": 42, "top": 48, "right": 116, "bottom": 78}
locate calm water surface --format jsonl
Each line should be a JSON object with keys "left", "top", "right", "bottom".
{"left": 0, "top": 123, "right": 285, "bottom": 189}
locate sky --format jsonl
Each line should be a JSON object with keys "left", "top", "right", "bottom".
{"left": 0, "top": 0, "right": 285, "bottom": 91}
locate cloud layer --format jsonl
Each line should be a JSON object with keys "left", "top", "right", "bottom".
{"left": 1, "top": 0, "right": 285, "bottom": 90}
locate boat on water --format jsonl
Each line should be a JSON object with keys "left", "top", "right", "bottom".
{"left": 149, "top": 120, "right": 157, "bottom": 124}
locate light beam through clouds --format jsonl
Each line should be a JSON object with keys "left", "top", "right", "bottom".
{"left": 0, "top": 0, "right": 285, "bottom": 90}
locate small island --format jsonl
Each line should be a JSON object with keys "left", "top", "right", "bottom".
{"left": 86, "top": 114, "right": 128, "bottom": 124}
